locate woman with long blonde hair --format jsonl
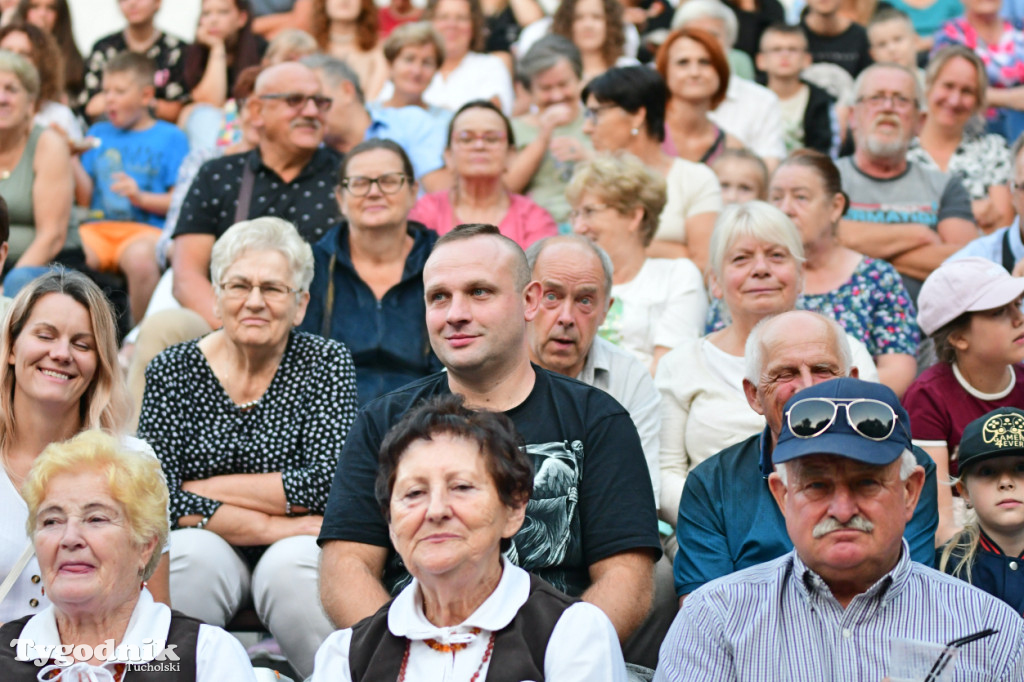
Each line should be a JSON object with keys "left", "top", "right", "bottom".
{"left": 0, "top": 270, "right": 170, "bottom": 624}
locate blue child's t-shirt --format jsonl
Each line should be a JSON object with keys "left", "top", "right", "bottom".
{"left": 81, "top": 120, "right": 189, "bottom": 227}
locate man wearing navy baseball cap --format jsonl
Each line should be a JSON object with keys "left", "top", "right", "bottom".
{"left": 655, "top": 378, "right": 1024, "bottom": 681}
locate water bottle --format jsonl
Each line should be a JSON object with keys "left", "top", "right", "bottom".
{"left": 95, "top": 147, "right": 134, "bottom": 221}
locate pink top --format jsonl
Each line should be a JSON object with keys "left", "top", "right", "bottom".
{"left": 408, "top": 191, "right": 558, "bottom": 249}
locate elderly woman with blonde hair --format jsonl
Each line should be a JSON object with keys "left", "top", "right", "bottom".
{"left": 137, "top": 216, "right": 359, "bottom": 678}
{"left": 0, "top": 430, "right": 256, "bottom": 681}
{"left": 568, "top": 152, "right": 707, "bottom": 374}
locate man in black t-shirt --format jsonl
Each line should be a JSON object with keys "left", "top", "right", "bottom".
{"left": 317, "top": 225, "right": 663, "bottom": 664}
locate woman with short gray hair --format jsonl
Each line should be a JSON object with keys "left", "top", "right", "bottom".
{"left": 655, "top": 202, "right": 878, "bottom": 534}
{"left": 137, "top": 217, "right": 359, "bottom": 678}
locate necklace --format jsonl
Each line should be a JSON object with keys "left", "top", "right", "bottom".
{"left": 397, "top": 630, "right": 495, "bottom": 682}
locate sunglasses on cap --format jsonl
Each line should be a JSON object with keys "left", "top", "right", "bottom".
{"left": 786, "top": 397, "right": 904, "bottom": 442}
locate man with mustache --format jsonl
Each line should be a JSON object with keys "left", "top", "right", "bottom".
{"left": 672, "top": 311, "right": 938, "bottom": 603}
{"left": 836, "top": 62, "right": 977, "bottom": 304}
{"left": 170, "top": 61, "right": 341, "bottom": 330}
{"left": 656, "top": 376, "right": 1024, "bottom": 681}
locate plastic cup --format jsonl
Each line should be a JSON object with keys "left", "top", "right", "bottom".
{"left": 888, "top": 638, "right": 960, "bottom": 682}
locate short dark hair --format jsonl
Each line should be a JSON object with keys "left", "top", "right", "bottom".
{"left": 518, "top": 34, "right": 582, "bottom": 89}
{"left": 446, "top": 99, "right": 515, "bottom": 148}
{"left": 336, "top": 138, "right": 416, "bottom": 187}
{"left": 581, "top": 65, "right": 667, "bottom": 142}
{"left": 433, "top": 224, "right": 531, "bottom": 291}
{"left": 759, "top": 22, "right": 807, "bottom": 51}
{"left": 375, "top": 394, "right": 534, "bottom": 551}
{"left": 103, "top": 51, "right": 156, "bottom": 86}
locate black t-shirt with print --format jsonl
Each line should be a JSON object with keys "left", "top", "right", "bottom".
{"left": 319, "top": 366, "right": 662, "bottom": 597}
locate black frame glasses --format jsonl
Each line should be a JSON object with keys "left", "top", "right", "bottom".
{"left": 258, "top": 92, "right": 333, "bottom": 112}
{"left": 786, "top": 397, "right": 902, "bottom": 442}
{"left": 340, "top": 173, "right": 409, "bottom": 196}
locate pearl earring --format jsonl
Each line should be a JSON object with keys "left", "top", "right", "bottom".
{"left": 630, "top": 128, "right": 639, "bottom": 136}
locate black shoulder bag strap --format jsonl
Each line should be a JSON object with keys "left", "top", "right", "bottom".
{"left": 1003, "top": 228, "right": 1016, "bottom": 273}
{"left": 234, "top": 160, "right": 256, "bottom": 225}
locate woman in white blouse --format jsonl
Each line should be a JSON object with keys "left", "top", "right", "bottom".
{"left": 568, "top": 152, "right": 707, "bottom": 374}
{"left": 654, "top": 202, "right": 878, "bottom": 529}
{"left": 312, "top": 395, "right": 626, "bottom": 682}
{"left": 411, "top": 0, "right": 515, "bottom": 113}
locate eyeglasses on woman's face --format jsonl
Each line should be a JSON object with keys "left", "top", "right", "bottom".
{"left": 340, "top": 172, "right": 410, "bottom": 196}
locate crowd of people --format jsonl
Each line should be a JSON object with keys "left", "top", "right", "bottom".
{"left": 3, "top": 0, "right": 1024, "bottom": 679}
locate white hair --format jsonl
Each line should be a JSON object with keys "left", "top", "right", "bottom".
{"left": 743, "top": 312, "right": 852, "bottom": 384}
{"left": 210, "top": 217, "right": 315, "bottom": 292}
{"left": 671, "top": 0, "right": 739, "bottom": 47}
{"left": 707, "top": 201, "right": 805, "bottom": 282}
{"left": 852, "top": 62, "right": 924, "bottom": 112}
{"left": 775, "top": 449, "right": 918, "bottom": 485}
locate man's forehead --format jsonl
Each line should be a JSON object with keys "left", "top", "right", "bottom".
{"left": 793, "top": 454, "right": 892, "bottom": 477}
{"left": 426, "top": 237, "right": 516, "bottom": 285}
{"left": 535, "top": 244, "right": 605, "bottom": 290}
{"left": 860, "top": 67, "right": 915, "bottom": 97}
{"left": 257, "top": 64, "right": 320, "bottom": 95}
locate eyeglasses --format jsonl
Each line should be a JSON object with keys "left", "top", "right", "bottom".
{"left": 452, "top": 131, "right": 507, "bottom": 147}
{"left": 582, "top": 104, "right": 618, "bottom": 124}
{"left": 855, "top": 93, "right": 916, "bottom": 111}
{"left": 786, "top": 397, "right": 903, "bottom": 442}
{"left": 762, "top": 46, "right": 806, "bottom": 55}
{"left": 569, "top": 203, "right": 610, "bottom": 221}
{"left": 341, "top": 172, "right": 409, "bottom": 196}
{"left": 258, "top": 92, "right": 333, "bottom": 112}
{"left": 219, "top": 280, "right": 300, "bottom": 302}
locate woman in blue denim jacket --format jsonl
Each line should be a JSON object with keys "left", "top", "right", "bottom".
{"left": 300, "top": 138, "right": 442, "bottom": 404}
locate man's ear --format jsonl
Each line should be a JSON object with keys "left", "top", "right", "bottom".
{"left": 849, "top": 366, "right": 859, "bottom": 379}
{"left": 902, "top": 465, "right": 926, "bottom": 521}
{"left": 768, "top": 472, "right": 788, "bottom": 512}
{"left": 523, "top": 280, "right": 541, "bottom": 321}
{"left": 755, "top": 52, "right": 767, "bottom": 72}
{"left": 743, "top": 377, "right": 765, "bottom": 415}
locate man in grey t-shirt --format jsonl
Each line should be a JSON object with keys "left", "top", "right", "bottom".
{"left": 836, "top": 63, "right": 976, "bottom": 303}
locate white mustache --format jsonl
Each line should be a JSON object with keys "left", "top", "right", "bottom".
{"left": 812, "top": 515, "right": 874, "bottom": 538}
{"left": 291, "top": 118, "right": 321, "bottom": 130}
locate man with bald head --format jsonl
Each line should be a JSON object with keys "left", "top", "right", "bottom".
{"left": 525, "top": 235, "right": 661, "bottom": 498}
{"left": 170, "top": 61, "right": 342, "bottom": 328}
{"left": 318, "top": 224, "right": 664, "bottom": 666}
{"left": 837, "top": 62, "right": 976, "bottom": 303}
{"left": 673, "top": 310, "right": 938, "bottom": 601}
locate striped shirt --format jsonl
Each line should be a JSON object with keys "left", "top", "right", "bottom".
{"left": 655, "top": 541, "right": 1024, "bottom": 681}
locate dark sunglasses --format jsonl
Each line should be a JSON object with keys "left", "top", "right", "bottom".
{"left": 258, "top": 92, "right": 333, "bottom": 112}
{"left": 786, "top": 397, "right": 902, "bottom": 442}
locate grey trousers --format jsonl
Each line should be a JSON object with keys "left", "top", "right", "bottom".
{"left": 169, "top": 529, "right": 333, "bottom": 679}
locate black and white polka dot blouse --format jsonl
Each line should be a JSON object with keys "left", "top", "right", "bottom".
{"left": 137, "top": 331, "right": 358, "bottom": 528}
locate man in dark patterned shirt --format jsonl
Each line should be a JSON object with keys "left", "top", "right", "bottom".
{"left": 171, "top": 60, "right": 341, "bottom": 330}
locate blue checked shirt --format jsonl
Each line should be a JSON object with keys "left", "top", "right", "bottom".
{"left": 655, "top": 541, "right": 1024, "bottom": 681}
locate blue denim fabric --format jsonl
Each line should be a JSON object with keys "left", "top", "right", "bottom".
{"left": 4, "top": 265, "right": 51, "bottom": 298}
{"left": 298, "top": 221, "right": 442, "bottom": 405}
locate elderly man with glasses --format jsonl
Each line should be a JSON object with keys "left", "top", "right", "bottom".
{"left": 656, "top": 375, "right": 1024, "bottom": 681}
{"left": 672, "top": 310, "right": 938, "bottom": 606}
{"left": 836, "top": 62, "right": 977, "bottom": 305}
